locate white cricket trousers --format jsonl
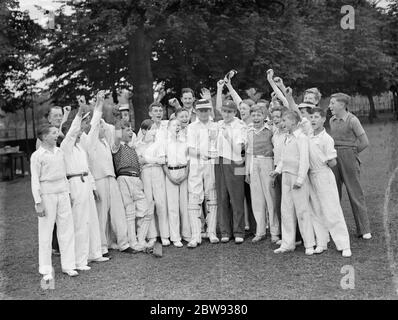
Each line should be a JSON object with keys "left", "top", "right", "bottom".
{"left": 165, "top": 168, "right": 191, "bottom": 242}
{"left": 309, "top": 168, "right": 350, "bottom": 250}
{"left": 141, "top": 166, "right": 169, "bottom": 240}
{"left": 95, "top": 176, "right": 130, "bottom": 253}
{"left": 117, "top": 175, "right": 153, "bottom": 246}
{"left": 250, "top": 158, "right": 280, "bottom": 237}
{"left": 69, "top": 177, "right": 102, "bottom": 268}
{"left": 39, "top": 192, "right": 76, "bottom": 275}
{"left": 188, "top": 161, "right": 217, "bottom": 243}
{"left": 280, "top": 172, "right": 315, "bottom": 250}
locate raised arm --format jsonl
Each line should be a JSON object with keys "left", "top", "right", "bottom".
{"left": 225, "top": 77, "right": 242, "bottom": 106}
{"left": 60, "top": 105, "right": 82, "bottom": 154}
{"left": 85, "top": 91, "right": 105, "bottom": 152}
{"left": 266, "top": 69, "right": 289, "bottom": 108}
{"left": 216, "top": 80, "right": 224, "bottom": 112}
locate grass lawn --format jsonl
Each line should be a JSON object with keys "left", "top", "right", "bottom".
{"left": 1, "top": 115, "right": 398, "bottom": 300}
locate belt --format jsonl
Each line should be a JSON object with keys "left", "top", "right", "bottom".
{"left": 117, "top": 171, "right": 139, "bottom": 178}
{"left": 67, "top": 172, "right": 88, "bottom": 183}
{"left": 168, "top": 165, "right": 187, "bottom": 170}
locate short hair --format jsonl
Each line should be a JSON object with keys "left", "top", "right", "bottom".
{"left": 148, "top": 101, "right": 163, "bottom": 112}
{"left": 37, "top": 123, "right": 56, "bottom": 140}
{"left": 119, "top": 119, "right": 132, "bottom": 130}
{"left": 239, "top": 99, "right": 255, "bottom": 108}
{"left": 312, "top": 107, "right": 327, "bottom": 118}
{"left": 304, "top": 88, "right": 322, "bottom": 103}
{"left": 175, "top": 107, "right": 189, "bottom": 117}
{"left": 250, "top": 104, "right": 266, "bottom": 116}
{"left": 270, "top": 105, "right": 286, "bottom": 115}
{"left": 181, "top": 88, "right": 194, "bottom": 97}
{"left": 45, "top": 106, "right": 62, "bottom": 119}
{"left": 168, "top": 118, "right": 179, "bottom": 128}
{"left": 282, "top": 110, "right": 300, "bottom": 124}
{"left": 330, "top": 92, "right": 351, "bottom": 108}
{"left": 256, "top": 99, "right": 270, "bottom": 108}
{"left": 140, "top": 119, "right": 154, "bottom": 131}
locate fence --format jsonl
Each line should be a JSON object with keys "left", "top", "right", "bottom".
{"left": 349, "top": 92, "right": 394, "bottom": 116}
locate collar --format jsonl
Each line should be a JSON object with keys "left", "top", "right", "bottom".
{"left": 38, "top": 146, "right": 60, "bottom": 155}
{"left": 332, "top": 112, "right": 350, "bottom": 122}
{"left": 311, "top": 128, "right": 326, "bottom": 138}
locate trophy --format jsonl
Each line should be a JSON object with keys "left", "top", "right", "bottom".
{"left": 208, "top": 127, "right": 218, "bottom": 159}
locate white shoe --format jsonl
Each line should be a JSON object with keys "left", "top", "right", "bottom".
{"left": 76, "top": 265, "right": 91, "bottom": 271}
{"left": 209, "top": 236, "right": 220, "bottom": 244}
{"left": 161, "top": 239, "right": 171, "bottom": 246}
{"left": 173, "top": 241, "right": 183, "bottom": 248}
{"left": 89, "top": 256, "right": 110, "bottom": 263}
{"left": 187, "top": 240, "right": 198, "bottom": 248}
{"left": 362, "top": 233, "right": 372, "bottom": 240}
{"left": 275, "top": 239, "right": 282, "bottom": 246}
{"left": 305, "top": 248, "right": 315, "bottom": 256}
{"left": 62, "top": 269, "right": 79, "bottom": 277}
{"left": 271, "top": 236, "right": 281, "bottom": 243}
{"left": 342, "top": 249, "right": 352, "bottom": 257}
{"left": 252, "top": 235, "right": 265, "bottom": 243}
{"left": 42, "top": 273, "right": 53, "bottom": 281}
{"left": 314, "top": 246, "right": 327, "bottom": 254}
{"left": 221, "top": 237, "right": 230, "bottom": 243}
{"left": 235, "top": 237, "right": 244, "bottom": 244}
{"left": 274, "top": 247, "right": 294, "bottom": 254}
{"left": 147, "top": 238, "right": 156, "bottom": 247}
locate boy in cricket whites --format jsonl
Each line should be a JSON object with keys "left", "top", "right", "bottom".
{"left": 61, "top": 104, "right": 109, "bottom": 271}
{"left": 186, "top": 99, "right": 219, "bottom": 248}
{"left": 328, "top": 93, "right": 371, "bottom": 240}
{"left": 270, "top": 111, "right": 316, "bottom": 255}
{"left": 81, "top": 91, "right": 135, "bottom": 255}
{"left": 161, "top": 119, "right": 191, "bottom": 247}
{"left": 308, "top": 107, "right": 352, "bottom": 257}
{"left": 246, "top": 104, "right": 280, "bottom": 243}
{"left": 31, "top": 124, "right": 78, "bottom": 280}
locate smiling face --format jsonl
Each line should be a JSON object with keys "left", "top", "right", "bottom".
{"left": 328, "top": 98, "right": 345, "bottom": 117}
{"left": 149, "top": 106, "right": 163, "bottom": 123}
{"left": 42, "top": 127, "right": 59, "bottom": 147}
{"left": 168, "top": 119, "right": 181, "bottom": 135}
{"left": 303, "top": 92, "right": 317, "bottom": 105}
{"left": 311, "top": 112, "right": 325, "bottom": 131}
{"left": 176, "top": 110, "right": 189, "bottom": 128}
{"left": 47, "top": 107, "right": 63, "bottom": 127}
{"left": 221, "top": 107, "right": 236, "bottom": 124}
{"left": 121, "top": 124, "right": 133, "bottom": 143}
{"left": 251, "top": 111, "right": 265, "bottom": 128}
{"left": 181, "top": 92, "right": 194, "bottom": 109}
{"left": 239, "top": 103, "right": 251, "bottom": 121}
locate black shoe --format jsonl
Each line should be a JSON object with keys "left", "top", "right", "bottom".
{"left": 121, "top": 247, "right": 139, "bottom": 254}
{"left": 103, "top": 252, "right": 110, "bottom": 258}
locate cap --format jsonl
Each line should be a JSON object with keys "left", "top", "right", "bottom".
{"left": 222, "top": 100, "right": 237, "bottom": 111}
{"left": 118, "top": 103, "right": 130, "bottom": 112}
{"left": 195, "top": 99, "right": 212, "bottom": 110}
{"left": 297, "top": 102, "right": 316, "bottom": 109}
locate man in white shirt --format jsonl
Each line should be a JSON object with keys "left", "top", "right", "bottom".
{"left": 215, "top": 100, "right": 247, "bottom": 244}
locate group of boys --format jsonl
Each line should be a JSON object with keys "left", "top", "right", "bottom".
{"left": 30, "top": 69, "right": 371, "bottom": 282}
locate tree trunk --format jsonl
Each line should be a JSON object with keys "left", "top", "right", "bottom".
{"left": 366, "top": 91, "right": 377, "bottom": 124}
{"left": 31, "top": 94, "right": 36, "bottom": 139}
{"left": 128, "top": 25, "right": 154, "bottom": 132}
{"left": 22, "top": 101, "right": 30, "bottom": 155}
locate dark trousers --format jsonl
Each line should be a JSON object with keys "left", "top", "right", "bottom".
{"left": 332, "top": 147, "right": 370, "bottom": 235}
{"left": 244, "top": 181, "right": 257, "bottom": 235}
{"left": 215, "top": 157, "right": 245, "bottom": 238}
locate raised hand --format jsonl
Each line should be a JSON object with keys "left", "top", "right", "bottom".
{"left": 217, "top": 80, "right": 225, "bottom": 90}
{"left": 200, "top": 88, "right": 212, "bottom": 101}
{"left": 274, "top": 77, "right": 284, "bottom": 87}
{"left": 285, "top": 87, "right": 293, "bottom": 97}
{"left": 266, "top": 69, "right": 274, "bottom": 81}
{"left": 168, "top": 98, "right": 181, "bottom": 109}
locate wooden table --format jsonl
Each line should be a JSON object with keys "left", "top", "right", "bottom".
{"left": 0, "top": 151, "right": 27, "bottom": 180}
